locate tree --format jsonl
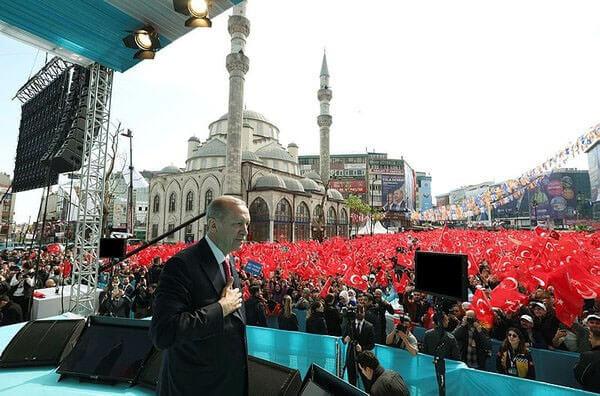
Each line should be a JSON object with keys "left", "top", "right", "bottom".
{"left": 102, "top": 122, "right": 127, "bottom": 236}
{"left": 345, "top": 194, "right": 371, "bottom": 234}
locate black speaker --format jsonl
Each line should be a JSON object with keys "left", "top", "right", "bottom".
{"left": 99, "top": 238, "right": 127, "bottom": 258}
{"left": 135, "top": 353, "right": 302, "bottom": 395}
{"left": 249, "top": 356, "right": 302, "bottom": 396}
{"left": 137, "top": 348, "right": 162, "bottom": 390}
{"left": 299, "top": 364, "right": 366, "bottom": 396}
{"left": 0, "top": 319, "right": 85, "bottom": 368}
{"left": 57, "top": 316, "right": 154, "bottom": 384}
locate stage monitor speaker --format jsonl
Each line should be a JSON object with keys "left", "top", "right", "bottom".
{"left": 135, "top": 353, "right": 302, "bottom": 395}
{"left": 299, "top": 364, "right": 367, "bottom": 396}
{"left": 137, "top": 348, "right": 161, "bottom": 390}
{"left": 0, "top": 319, "right": 85, "bottom": 368}
{"left": 248, "top": 355, "right": 302, "bottom": 396}
{"left": 57, "top": 316, "right": 154, "bottom": 384}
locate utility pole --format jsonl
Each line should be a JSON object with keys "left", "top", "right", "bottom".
{"left": 120, "top": 129, "right": 134, "bottom": 236}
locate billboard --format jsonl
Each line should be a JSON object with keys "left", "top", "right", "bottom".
{"left": 528, "top": 174, "right": 577, "bottom": 220}
{"left": 381, "top": 175, "right": 407, "bottom": 211}
{"left": 329, "top": 179, "right": 367, "bottom": 194}
{"left": 587, "top": 144, "right": 600, "bottom": 202}
{"left": 404, "top": 163, "right": 416, "bottom": 211}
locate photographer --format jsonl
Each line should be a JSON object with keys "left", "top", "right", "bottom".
{"left": 386, "top": 314, "right": 418, "bottom": 356}
{"left": 9, "top": 269, "right": 34, "bottom": 320}
{"left": 343, "top": 303, "right": 375, "bottom": 387}
{"left": 422, "top": 311, "right": 460, "bottom": 360}
{"left": 452, "top": 310, "right": 491, "bottom": 369}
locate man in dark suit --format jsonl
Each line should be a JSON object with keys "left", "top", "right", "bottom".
{"left": 0, "top": 294, "right": 23, "bottom": 326}
{"left": 150, "top": 196, "right": 250, "bottom": 395}
{"left": 342, "top": 303, "right": 375, "bottom": 388}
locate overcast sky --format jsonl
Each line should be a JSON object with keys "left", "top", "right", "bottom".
{"left": 0, "top": 0, "right": 596, "bottom": 223}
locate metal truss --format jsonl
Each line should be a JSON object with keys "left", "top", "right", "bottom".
{"left": 69, "top": 63, "right": 113, "bottom": 316}
{"left": 14, "top": 57, "right": 73, "bottom": 104}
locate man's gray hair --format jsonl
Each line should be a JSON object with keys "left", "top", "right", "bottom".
{"left": 206, "top": 195, "right": 246, "bottom": 222}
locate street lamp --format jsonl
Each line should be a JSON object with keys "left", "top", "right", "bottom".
{"left": 120, "top": 129, "right": 134, "bottom": 236}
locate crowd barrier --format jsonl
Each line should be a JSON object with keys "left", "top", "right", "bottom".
{"left": 0, "top": 315, "right": 595, "bottom": 396}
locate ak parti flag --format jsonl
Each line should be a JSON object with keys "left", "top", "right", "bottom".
{"left": 472, "top": 288, "right": 494, "bottom": 328}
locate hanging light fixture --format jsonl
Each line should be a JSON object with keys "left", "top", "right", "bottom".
{"left": 122, "top": 26, "right": 161, "bottom": 60}
{"left": 173, "top": 0, "right": 212, "bottom": 28}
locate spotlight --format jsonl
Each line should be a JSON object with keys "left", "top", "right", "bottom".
{"left": 173, "top": 0, "right": 212, "bottom": 28}
{"left": 122, "top": 26, "right": 161, "bottom": 60}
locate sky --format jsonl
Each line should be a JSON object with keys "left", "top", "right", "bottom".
{"left": 0, "top": 0, "right": 597, "bottom": 224}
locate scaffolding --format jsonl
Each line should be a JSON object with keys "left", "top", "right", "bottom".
{"left": 69, "top": 63, "right": 113, "bottom": 316}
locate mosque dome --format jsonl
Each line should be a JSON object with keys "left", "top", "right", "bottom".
{"left": 327, "top": 189, "right": 344, "bottom": 201}
{"left": 282, "top": 177, "right": 306, "bottom": 193}
{"left": 188, "top": 136, "right": 200, "bottom": 142}
{"left": 159, "top": 165, "right": 181, "bottom": 174}
{"left": 300, "top": 178, "right": 321, "bottom": 192}
{"left": 304, "top": 170, "right": 322, "bottom": 183}
{"left": 254, "top": 174, "right": 287, "bottom": 190}
{"left": 193, "top": 139, "right": 226, "bottom": 157}
{"left": 242, "top": 151, "right": 262, "bottom": 163}
{"left": 256, "top": 143, "right": 295, "bottom": 162}
{"left": 218, "top": 109, "right": 273, "bottom": 125}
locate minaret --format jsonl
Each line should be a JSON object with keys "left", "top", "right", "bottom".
{"left": 223, "top": 1, "right": 250, "bottom": 197}
{"left": 318, "top": 51, "right": 332, "bottom": 185}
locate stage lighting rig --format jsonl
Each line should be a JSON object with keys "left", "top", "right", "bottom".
{"left": 173, "top": 0, "right": 212, "bottom": 28}
{"left": 122, "top": 26, "right": 161, "bottom": 60}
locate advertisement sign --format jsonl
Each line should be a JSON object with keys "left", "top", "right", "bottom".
{"left": 381, "top": 175, "right": 407, "bottom": 211}
{"left": 588, "top": 144, "right": 600, "bottom": 202}
{"left": 329, "top": 179, "right": 367, "bottom": 194}
{"left": 404, "top": 163, "right": 416, "bottom": 211}
{"left": 529, "top": 173, "right": 577, "bottom": 220}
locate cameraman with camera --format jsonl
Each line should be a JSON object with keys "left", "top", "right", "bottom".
{"left": 452, "top": 310, "right": 491, "bottom": 369}
{"left": 343, "top": 303, "right": 375, "bottom": 388}
{"left": 386, "top": 314, "right": 418, "bottom": 356}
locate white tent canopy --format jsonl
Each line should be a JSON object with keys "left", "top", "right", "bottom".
{"left": 357, "top": 217, "right": 388, "bottom": 235}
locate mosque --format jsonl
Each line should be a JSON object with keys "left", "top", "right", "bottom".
{"left": 147, "top": 3, "right": 348, "bottom": 243}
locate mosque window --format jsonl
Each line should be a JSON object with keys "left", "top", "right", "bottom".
{"left": 294, "top": 202, "right": 310, "bottom": 241}
{"left": 153, "top": 195, "right": 160, "bottom": 213}
{"left": 205, "top": 189, "right": 213, "bottom": 209}
{"left": 248, "top": 197, "right": 270, "bottom": 242}
{"left": 168, "top": 193, "right": 176, "bottom": 212}
{"left": 186, "top": 191, "right": 194, "bottom": 212}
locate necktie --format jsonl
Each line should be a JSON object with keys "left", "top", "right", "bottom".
{"left": 222, "top": 256, "right": 232, "bottom": 282}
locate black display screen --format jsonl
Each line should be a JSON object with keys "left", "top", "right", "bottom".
{"left": 57, "top": 317, "right": 153, "bottom": 383}
{"left": 414, "top": 251, "right": 468, "bottom": 301}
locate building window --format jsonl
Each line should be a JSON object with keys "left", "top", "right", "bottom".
{"left": 153, "top": 195, "right": 160, "bottom": 213}
{"left": 185, "top": 224, "right": 194, "bottom": 243}
{"left": 294, "top": 202, "right": 310, "bottom": 241}
{"left": 326, "top": 207, "right": 337, "bottom": 238}
{"left": 248, "top": 197, "right": 269, "bottom": 242}
{"left": 169, "top": 193, "right": 176, "bottom": 213}
{"left": 339, "top": 208, "right": 349, "bottom": 237}
{"left": 167, "top": 223, "right": 175, "bottom": 240}
{"left": 274, "top": 198, "right": 292, "bottom": 242}
{"left": 205, "top": 189, "right": 213, "bottom": 209}
{"left": 186, "top": 191, "right": 194, "bottom": 212}
{"left": 151, "top": 224, "right": 159, "bottom": 238}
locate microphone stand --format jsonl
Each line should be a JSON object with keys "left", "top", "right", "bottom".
{"left": 98, "top": 212, "right": 206, "bottom": 273}
{"left": 432, "top": 297, "right": 448, "bottom": 396}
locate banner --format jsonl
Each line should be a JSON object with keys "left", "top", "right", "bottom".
{"left": 245, "top": 260, "right": 263, "bottom": 276}
{"left": 381, "top": 175, "right": 407, "bottom": 212}
{"left": 404, "top": 162, "right": 416, "bottom": 211}
{"left": 329, "top": 179, "right": 367, "bottom": 194}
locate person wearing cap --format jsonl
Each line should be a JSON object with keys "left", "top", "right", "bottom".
{"left": 386, "top": 314, "right": 418, "bottom": 356}
{"left": 497, "top": 327, "right": 536, "bottom": 379}
{"left": 574, "top": 316, "right": 600, "bottom": 392}
{"left": 519, "top": 314, "right": 547, "bottom": 349}
{"left": 530, "top": 301, "right": 559, "bottom": 348}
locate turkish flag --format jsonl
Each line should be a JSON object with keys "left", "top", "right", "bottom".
{"left": 549, "top": 266, "right": 583, "bottom": 327}
{"left": 342, "top": 269, "right": 368, "bottom": 292}
{"left": 319, "top": 277, "right": 332, "bottom": 299}
{"left": 490, "top": 280, "right": 528, "bottom": 313}
{"left": 471, "top": 289, "right": 494, "bottom": 328}
{"left": 393, "top": 272, "right": 411, "bottom": 295}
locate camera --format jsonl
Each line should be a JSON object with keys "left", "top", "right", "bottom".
{"left": 396, "top": 323, "right": 407, "bottom": 333}
{"left": 341, "top": 305, "right": 357, "bottom": 321}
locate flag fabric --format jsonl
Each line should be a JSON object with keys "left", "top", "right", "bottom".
{"left": 393, "top": 272, "right": 411, "bottom": 295}
{"left": 319, "top": 277, "right": 332, "bottom": 299}
{"left": 343, "top": 269, "right": 368, "bottom": 292}
{"left": 490, "top": 279, "right": 528, "bottom": 313}
{"left": 471, "top": 288, "right": 494, "bottom": 328}
{"left": 549, "top": 266, "right": 583, "bottom": 326}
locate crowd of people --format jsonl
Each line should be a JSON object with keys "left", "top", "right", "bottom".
{"left": 1, "top": 227, "right": 600, "bottom": 393}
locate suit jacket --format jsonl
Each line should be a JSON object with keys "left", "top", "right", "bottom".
{"left": 150, "top": 238, "right": 248, "bottom": 396}
{"left": 343, "top": 319, "right": 376, "bottom": 354}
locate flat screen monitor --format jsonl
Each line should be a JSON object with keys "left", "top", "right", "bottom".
{"left": 99, "top": 238, "right": 127, "bottom": 258}
{"left": 414, "top": 251, "right": 468, "bottom": 301}
{"left": 300, "top": 364, "right": 367, "bottom": 396}
{"left": 57, "top": 316, "right": 153, "bottom": 384}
